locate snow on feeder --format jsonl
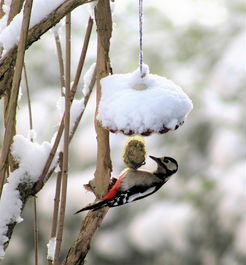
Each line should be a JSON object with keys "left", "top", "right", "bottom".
{"left": 97, "top": 64, "right": 193, "bottom": 136}
{"left": 97, "top": 0, "right": 193, "bottom": 136}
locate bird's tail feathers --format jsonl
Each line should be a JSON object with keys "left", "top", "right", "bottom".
{"left": 75, "top": 200, "right": 108, "bottom": 214}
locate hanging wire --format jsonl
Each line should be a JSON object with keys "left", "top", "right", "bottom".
{"left": 139, "top": 0, "right": 144, "bottom": 77}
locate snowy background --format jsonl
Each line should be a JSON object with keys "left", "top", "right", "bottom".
{"left": 0, "top": 0, "right": 245, "bottom": 264}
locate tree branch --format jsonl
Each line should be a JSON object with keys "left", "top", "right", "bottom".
{"left": 0, "top": 0, "right": 92, "bottom": 97}
{"left": 0, "top": 0, "right": 33, "bottom": 197}
{"left": 7, "top": 0, "right": 25, "bottom": 24}
{"left": 53, "top": 13, "right": 71, "bottom": 265}
{"left": 64, "top": 0, "right": 113, "bottom": 263}
{"left": 64, "top": 208, "right": 109, "bottom": 265}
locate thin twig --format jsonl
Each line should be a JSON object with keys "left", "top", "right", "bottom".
{"left": 54, "top": 32, "right": 66, "bottom": 95}
{"left": 0, "top": 45, "right": 3, "bottom": 59}
{"left": 23, "top": 61, "right": 39, "bottom": 265}
{"left": 69, "top": 68, "right": 96, "bottom": 141}
{"left": 23, "top": 63, "right": 33, "bottom": 132}
{"left": 70, "top": 17, "right": 93, "bottom": 99}
{"left": 47, "top": 153, "right": 63, "bottom": 265}
{"left": 33, "top": 197, "right": 39, "bottom": 265}
{"left": 0, "top": 0, "right": 33, "bottom": 198}
{"left": 53, "top": 13, "right": 71, "bottom": 265}
{"left": 33, "top": 118, "right": 64, "bottom": 193}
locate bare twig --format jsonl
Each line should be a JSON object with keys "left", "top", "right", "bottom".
{"left": 47, "top": 154, "right": 63, "bottom": 265}
{"left": 53, "top": 13, "right": 71, "bottom": 265}
{"left": 23, "top": 61, "right": 39, "bottom": 265}
{"left": 0, "top": 0, "right": 33, "bottom": 197}
{"left": 69, "top": 68, "right": 96, "bottom": 141}
{"left": 70, "top": 17, "right": 93, "bottom": 99}
{"left": 33, "top": 197, "right": 39, "bottom": 265}
{"left": 23, "top": 63, "right": 33, "bottom": 133}
{"left": 54, "top": 32, "right": 66, "bottom": 95}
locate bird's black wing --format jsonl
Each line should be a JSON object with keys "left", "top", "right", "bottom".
{"left": 107, "top": 182, "right": 164, "bottom": 208}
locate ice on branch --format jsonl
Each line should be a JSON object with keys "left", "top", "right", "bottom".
{"left": 47, "top": 237, "right": 56, "bottom": 261}
{"left": 0, "top": 135, "right": 58, "bottom": 259}
{"left": 0, "top": 0, "right": 65, "bottom": 56}
{"left": 97, "top": 64, "right": 193, "bottom": 136}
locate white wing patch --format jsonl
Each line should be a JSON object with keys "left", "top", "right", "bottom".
{"left": 128, "top": 187, "right": 156, "bottom": 202}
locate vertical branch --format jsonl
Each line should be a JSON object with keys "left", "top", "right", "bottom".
{"left": 94, "top": 0, "right": 113, "bottom": 198}
{"left": 33, "top": 197, "right": 39, "bottom": 265}
{"left": 64, "top": 1, "right": 113, "bottom": 264}
{"left": 54, "top": 32, "right": 66, "bottom": 95}
{"left": 23, "top": 62, "right": 39, "bottom": 265}
{"left": 0, "top": 0, "right": 33, "bottom": 197}
{"left": 47, "top": 154, "right": 63, "bottom": 265}
{"left": 53, "top": 13, "right": 71, "bottom": 265}
{"left": 23, "top": 63, "right": 33, "bottom": 132}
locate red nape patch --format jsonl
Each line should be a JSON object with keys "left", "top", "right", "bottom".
{"left": 102, "top": 173, "right": 124, "bottom": 200}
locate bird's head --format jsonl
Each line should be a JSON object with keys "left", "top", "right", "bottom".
{"left": 149, "top": 155, "right": 178, "bottom": 177}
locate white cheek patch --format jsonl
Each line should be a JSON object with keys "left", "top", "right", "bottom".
{"left": 128, "top": 187, "right": 156, "bottom": 202}
{"left": 166, "top": 163, "right": 177, "bottom": 171}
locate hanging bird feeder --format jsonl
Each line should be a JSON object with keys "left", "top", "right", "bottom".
{"left": 97, "top": 0, "right": 193, "bottom": 136}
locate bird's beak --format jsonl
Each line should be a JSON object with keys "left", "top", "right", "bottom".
{"left": 149, "top": 155, "right": 160, "bottom": 163}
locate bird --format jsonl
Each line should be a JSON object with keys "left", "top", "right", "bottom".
{"left": 75, "top": 155, "right": 178, "bottom": 213}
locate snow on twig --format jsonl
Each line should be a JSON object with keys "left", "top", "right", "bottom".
{"left": 0, "top": 135, "right": 58, "bottom": 259}
{"left": 0, "top": 0, "right": 65, "bottom": 55}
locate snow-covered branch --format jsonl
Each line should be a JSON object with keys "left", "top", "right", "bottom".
{"left": 0, "top": 0, "right": 92, "bottom": 97}
{"left": 0, "top": 135, "right": 58, "bottom": 259}
{"left": 0, "top": 62, "right": 96, "bottom": 260}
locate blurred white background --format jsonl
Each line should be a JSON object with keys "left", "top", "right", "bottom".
{"left": 1, "top": 0, "right": 245, "bottom": 264}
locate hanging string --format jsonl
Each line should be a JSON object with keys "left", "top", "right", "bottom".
{"left": 139, "top": 0, "right": 144, "bottom": 77}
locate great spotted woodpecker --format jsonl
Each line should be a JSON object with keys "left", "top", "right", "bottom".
{"left": 75, "top": 156, "right": 178, "bottom": 213}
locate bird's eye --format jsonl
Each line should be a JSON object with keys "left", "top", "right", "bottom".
{"left": 164, "top": 158, "right": 169, "bottom": 163}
